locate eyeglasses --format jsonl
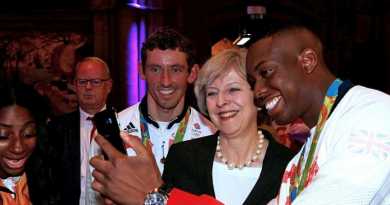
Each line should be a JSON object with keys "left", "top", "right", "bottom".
{"left": 74, "top": 79, "right": 110, "bottom": 87}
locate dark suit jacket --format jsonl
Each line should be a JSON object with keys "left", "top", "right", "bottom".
{"left": 162, "top": 129, "right": 295, "bottom": 205}
{"left": 47, "top": 110, "right": 81, "bottom": 205}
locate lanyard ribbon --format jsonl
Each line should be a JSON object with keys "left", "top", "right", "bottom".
{"left": 289, "top": 78, "right": 343, "bottom": 202}
{"left": 140, "top": 107, "right": 191, "bottom": 150}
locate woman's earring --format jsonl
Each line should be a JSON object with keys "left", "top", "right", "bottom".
{"left": 257, "top": 107, "right": 262, "bottom": 112}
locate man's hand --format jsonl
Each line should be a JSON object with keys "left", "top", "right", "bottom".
{"left": 90, "top": 131, "right": 163, "bottom": 205}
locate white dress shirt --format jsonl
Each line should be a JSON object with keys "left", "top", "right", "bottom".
{"left": 79, "top": 106, "right": 105, "bottom": 205}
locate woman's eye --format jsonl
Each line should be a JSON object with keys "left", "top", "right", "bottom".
{"left": 229, "top": 88, "right": 240, "bottom": 92}
{"left": 0, "top": 130, "right": 10, "bottom": 140}
{"left": 22, "top": 126, "right": 37, "bottom": 138}
{"left": 0, "top": 135, "right": 9, "bottom": 140}
{"left": 207, "top": 91, "right": 216, "bottom": 97}
{"left": 23, "top": 132, "right": 37, "bottom": 138}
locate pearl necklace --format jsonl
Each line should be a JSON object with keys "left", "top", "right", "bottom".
{"left": 216, "top": 130, "right": 265, "bottom": 170}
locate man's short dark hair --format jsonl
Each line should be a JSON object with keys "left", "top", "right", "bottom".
{"left": 247, "top": 19, "right": 319, "bottom": 47}
{"left": 141, "top": 27, "right": 196, "bottom": 72}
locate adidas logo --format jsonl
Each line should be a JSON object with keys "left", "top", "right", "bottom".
{"left": 124, "top": 122, "right": 139, "bottom": 133}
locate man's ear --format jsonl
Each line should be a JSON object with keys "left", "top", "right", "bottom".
{"left": 187, "top": 64, "right": 199, "bottom": 83}
{"left": 300, "top": 49, "right": 317, "bottom": 73}
{"left": 107, "top": 79, "right": 113, "bottom": 92}
{"left": 138, "top": 61, "right": 146, "bottom": 80}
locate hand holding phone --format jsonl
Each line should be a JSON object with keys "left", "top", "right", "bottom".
{"left": 94, "top": 108, "right": 127, "bottom": 160}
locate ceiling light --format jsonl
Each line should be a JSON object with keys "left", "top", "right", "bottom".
{"left": 232, "top": 6, "right": 266, "bottom": 46}
{"left": 233, "top": 34, "right": 251, "bottom": 46}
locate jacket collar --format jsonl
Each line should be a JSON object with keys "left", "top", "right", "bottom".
{"left": 329, "top": 79, "right": 355, "bottom": 117}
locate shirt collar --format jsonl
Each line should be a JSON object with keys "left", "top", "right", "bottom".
{"left": 79, "top": 105, "right": 107, "bottom": 126}
{"left": 139, "top": 96, "right": 190, "bottom": 129}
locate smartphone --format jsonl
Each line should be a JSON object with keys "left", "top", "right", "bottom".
{"left": 94, "top": 108, "right": 127, "bottom": 160}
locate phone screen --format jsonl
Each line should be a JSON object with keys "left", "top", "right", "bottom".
{"left": 94, "top": 108, "right": 127, "bottom": 160}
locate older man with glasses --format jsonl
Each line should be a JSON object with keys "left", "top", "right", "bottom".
{"left": 47, "top": 56, "right": 113, "bottom": 205}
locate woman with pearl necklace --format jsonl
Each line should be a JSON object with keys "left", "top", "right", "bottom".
{"left": 162, "top": 48, "right": 295, "bottom": 205}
